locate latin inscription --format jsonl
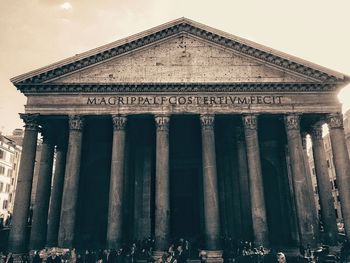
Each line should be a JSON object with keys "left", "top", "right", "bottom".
{"left": 87, "top": 95, "right": 283, "bottom": 106}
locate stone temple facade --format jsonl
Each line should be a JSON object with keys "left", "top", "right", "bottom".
{"left": 8, "top": 18, "right": 350, "bottom": 259}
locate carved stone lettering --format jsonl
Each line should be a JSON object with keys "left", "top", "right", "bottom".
{"left": 86, "top": 95, "right": 284, "bottom": 106}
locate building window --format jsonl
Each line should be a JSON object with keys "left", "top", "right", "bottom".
{"left": 337, "top": 195, "right": 341, "bottom": 202}
{"left": 333, "top": 179, "right": 338, "bottom": 189}
{"left": 0, "top": 150, "right": 4, "bottom": 159}
{"left": 0, "top": 166, "right": 5, "bottom": 175}
{"left": 312, "top": 168, "right": 316, "bottom": 175}
{"left": 0, "top": 182, "right": 3, "bottom": 192}
{"left": 9, "top": 193, "right": 12, "bottom": 203}
{"left": 2, "top": 200, "right": 7, "bottom": 210}
{"left": 11, "top": 178, "right": 14, "bottom": 185}
{"left": 326, "top": 160, "right": 330, "bottom": 168}
{"left": 5, "top": 184, "right": 10, "bottom": 193}
{"left": 7, "top": 169, "right": 12, "bottom": 177}
{"left": 314, "top": 186, "right": 318, "bottom": 195}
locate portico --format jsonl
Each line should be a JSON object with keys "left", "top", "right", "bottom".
{"left": 8, "top": 18, "right": 350, "bottom": 259}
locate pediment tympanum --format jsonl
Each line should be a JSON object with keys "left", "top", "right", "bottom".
{"left": 51, "top": 35, "right": 309, "bottom": 84}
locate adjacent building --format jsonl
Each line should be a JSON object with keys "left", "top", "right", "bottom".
{"left": 0, "top": 132, "right": 22, "bottom": 226}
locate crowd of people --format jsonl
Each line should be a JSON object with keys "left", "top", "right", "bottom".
{"left": 0, "top": 236, "right": 349, "bottom": 263}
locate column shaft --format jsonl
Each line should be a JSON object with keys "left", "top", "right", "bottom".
{"left": 46, "top": 143, "right": 67, "bottom": 247}
{"left": 58, "top": 115, "right": 84, "bottom": 248}
{"left": 107, "top": 115, "right": 127, "bottom": 248}
{"left": 284, "top": 114, "right": 316, "bottom": 246}
{"left": 134, "top": 145, "right": 152, "bottom": 239}
{"left": 301, "top": 133, "right": 319, "bottom": 242}
{"left": 8, "top": 114, "right": 39, "bottom": 253}
{"left": 243, "top": 115, "right": 268, "bottom": 247}
{"left": 236, "top": 127, "right": 253, "bottom": 241}
{"left": 154, "top": 115, "right": 170, "bottom": 251}
{"left": 201, "top": 114, "right": 221, "bottom": 250}
{"left": 328, "top": 113, "right": 350, "bottom": 237}
{"left": 29, "top": 132, "right": 55, "bottom": 249}
{"left": 311, "top": 124, "right": 338, "bottom": 244}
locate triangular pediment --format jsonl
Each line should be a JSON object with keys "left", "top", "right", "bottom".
{"left": 11, "top": 17, "right": 348, "bottom": 89}
{"left": 50, "top": 34, "right": 311, "bottom": 84}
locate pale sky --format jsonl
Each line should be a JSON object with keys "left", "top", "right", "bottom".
{"left": 1, "top": 0, "right": 350, "bottom": 134}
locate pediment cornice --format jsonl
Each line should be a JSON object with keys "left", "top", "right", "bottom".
{"left": 18, "top": 82, "right": 335, "bottom": 94}
{"left": 11, "top": 18, "right": 349, "bottom": 87}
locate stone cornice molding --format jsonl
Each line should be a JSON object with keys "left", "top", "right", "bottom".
{"left": 111, "top": 115, "right": 127, "bottom": 131}
{"left": 155, "top": 115, "right": 170, "bottom": 132}
{"left": 327, "top": 113, "right": 344, "bottom": 129}
{"left": 68, "top": 115, "right": 84, "bottom": 131}
{"left": 243, "top": 114, "right": 258, "bottom": 130}
{"left": 284, "top": 114, "right": 301, "bottom": 131}
{"left": 200, "top": 114, "right": 215, "bottom": 130}
{"left": 16, "top": 83, "right": 336, "bottom": 94}
{"left": 11, "top": 18, "right": 347, "bottom": 86}
{"left": 19, "top": 113, "right": 40, "bottom": 131}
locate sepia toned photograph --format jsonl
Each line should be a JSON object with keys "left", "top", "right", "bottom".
{"left": 0, "top": 1, "right": 350, "bottom": 263}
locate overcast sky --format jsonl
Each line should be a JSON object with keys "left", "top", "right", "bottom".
{"left": 1, "top": 0, "right": 349, "bottom": 134}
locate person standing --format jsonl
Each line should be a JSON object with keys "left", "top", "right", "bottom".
{"left": 5, "top": 253, "right": 13, "bottom": 263}
{"left": 46, "top": 250, "right": 61, "bottom": 263}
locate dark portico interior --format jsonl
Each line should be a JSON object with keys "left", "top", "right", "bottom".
{"left": 70, "top": 114, "right": 301, "bottom": 250}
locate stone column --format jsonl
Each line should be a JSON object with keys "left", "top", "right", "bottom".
{"left": 154, "top": 115, "right": 170, "bottom": 252}
{"left": 310, "top": 123, "right": 338, "bottom": 244}
{"left": 327, "top": 113, "right": 350, "bottom": 238}
{"left": 284, "top": 114, "right": 316, "bottom": 246}
{"left": 134, "top": 145, "right": 152, "bottom": 239}
{"left": 200, "top": 114, "right": 221, "bottom": 252}
{"left": 243, "top": 114, "right": 268, "bottom": 247}
{"left": 106, "top": 115, "right": 127, "bottom": 249}
{"left": 236, "top": 126, "right": 253, "bottom": 241}
{"left": 58, "top": 115, "right": 84, "bottom": 248}
{"left": 8, "top": 114, "right": 39, "bottom": 253}
{"left": 301, "top": 132, "right": 319, "bottom": 239}
{"left": 46, "top": 141, "right": 67, "bottom": 247}
{"left": 29, "top": 127, "right": 55, "bottom": 250}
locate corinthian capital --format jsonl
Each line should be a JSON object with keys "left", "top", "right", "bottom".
{"left": 284, "top": 114, "right": 300, "bottom": 130}
{"left": 311, "top": 123, "right": 323, "bottom": 141}
{"left": 243, "top": 114, "right": 258, "bottom": 130}
{"left": 19, "top": 113, "right": 40, "bottom": 131}
{"left": 68, "top": 115, "right": 84, "bottom": 131}
{"left": 155, "top": 115, "right": 170, "bottom": 132}
{"left": 327, "top": 113, "right": 343, "bottom": 129}
{"left": 200, "top": 114, "right": 215, "bottom": 130}
{"left": 112, "top": 115, "right": 127, "bottom": 130}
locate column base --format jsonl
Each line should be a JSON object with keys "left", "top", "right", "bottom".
{"left": 201, "top": 250, "right": 223, "bottom": 263}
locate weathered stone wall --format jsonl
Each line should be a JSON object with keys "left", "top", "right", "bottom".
{"left": 52, "top": 35, "right": 309, "bottom": 84}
